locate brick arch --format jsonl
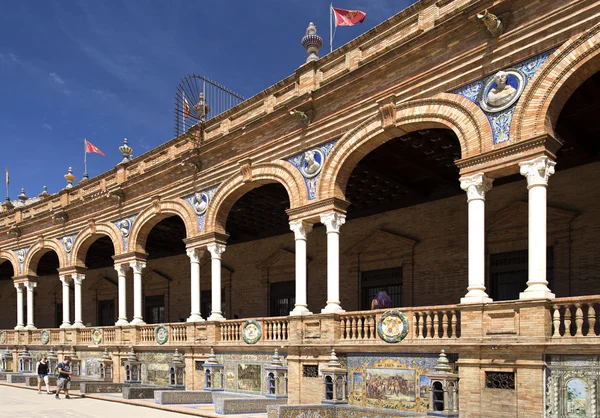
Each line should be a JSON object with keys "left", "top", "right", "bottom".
{"left": 204, "top": 161, "right": 308, "bottom": 235}
{"left": 0, "top": 250, "right": 19, "bottom": 276}
{"left": 71, "top": 223, "right": 124, "bottom": 267}
{"left": 24, "top": 239, "right": 67, "bottom": 276}
{"left": 511, "top": 24, "right": 600, "bottom": 143}
{"left": 318, "top": 93, "right": 492, "bottom": 200}
{"left": 129, "top": 199, "right": 198, "bottom": 253}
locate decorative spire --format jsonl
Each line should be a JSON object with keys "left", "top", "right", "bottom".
{"left": 127, "top": 346, "right": 137, "bottom": 361}
{"left": 434, "top": 349, "right": 452, "bottom": 373}
{"left": 102, "top": 348, "right": 111, "bottom": 360}
{"left": 38, "top": 186, "right": 49, "bottom": 199}
{"left": 194, "top": 92, "right": 210, "bottom": 121}
{"left": 171, "top": 348, "right": 184, "bottom": 364}
{"left": 64, "top": 167, "right": 76, "bottom": 189}
{"left": 302, "top": 22, "right": 323, "bottom": 63}
{"left": 206, "top": 347, "right": 218, "bottom": 364}
{"left": 327, "top": 348, "right": 341, "bottom": 368}
{"left": 119, "top": 138, "right": 133, "bottom": 163}
{"left": 271, "top": 349, "right": 283, "bottom": 367}
{"left": 17, "top": 188, "right": 28, "bottom": 201}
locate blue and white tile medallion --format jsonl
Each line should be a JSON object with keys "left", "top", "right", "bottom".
{"left": 287, "top": 139, "right": 338, "bottom": 200}
{"left": 113, "top": 215, "right": 137, "bottom": 252}
{"left": 182, "top": 185, "right": 218, "bottom": 232}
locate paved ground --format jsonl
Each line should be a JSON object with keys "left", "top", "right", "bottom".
{"left": 0, "top": 385, "right": 187, "bottom": 418}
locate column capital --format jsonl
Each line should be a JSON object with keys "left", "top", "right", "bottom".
{"left": 129, "top": 260, "right": 146, "bottom": 273}
{"left": 186, "top": 247, "right": 205, "bottom": 263}
{"left": 207, "top": 243, "right": 226, "bottom": 259}
{"left": 59, "top": 275, "right": 71, "bottom": 285}
{"left": 289, "top": 220, "right": 313, "bottom": 240}
{"left": 460, "top": 172, "right": 493, "bottom": 202}
{"left": 519, "top": 156, "right": 556, "bottom": 189}
{"left": 114, "top": 263, "right": 129, "bottom": 276}
{"left": 73, "top": 273, "right": 85, "bottom": 285}
{"left": 14, "top": 282, "right": 23, "bottom": 291}
{"left": 24, "top": 281, "right": 37, "bottom": 290}
{"left": 320, "top": 212, "right": 346, "bottom": 233}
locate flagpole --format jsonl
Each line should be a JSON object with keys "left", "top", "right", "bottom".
{"left": 84, "top": 139, "right": 87, "bottom": 178}
{"left": 330, "top": 3, "right": 333, "bottom": 53}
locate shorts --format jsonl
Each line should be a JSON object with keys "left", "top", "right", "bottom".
{"left": 57, "top": 378, "right": 70, "bottom": 390}
{"left": 38, "top": 374, "right": 48, "bottom": 379}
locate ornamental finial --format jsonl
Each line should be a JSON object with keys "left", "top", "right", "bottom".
{"left": 302, "top": 22, "right": 323, "bottom": 63}
{"left": 119, "top": 138, "right": 133, "bottom": 164}
{"left": 64, "top": 167, "right": 76, "bottom": 189}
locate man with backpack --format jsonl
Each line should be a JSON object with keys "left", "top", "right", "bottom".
{"left": 55, "top": 357, "right": 73, "bottom": 399}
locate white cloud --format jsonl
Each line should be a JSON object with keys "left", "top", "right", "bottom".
{"left": 43, "top": 123, "right": 53, "bottom": 131}
{"left": 49, "top": 72, "right": 65, "bottom": 86}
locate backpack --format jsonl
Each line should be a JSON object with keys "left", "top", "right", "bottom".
{"left": 54, "top": 363, "right": 61, "bottom": 377}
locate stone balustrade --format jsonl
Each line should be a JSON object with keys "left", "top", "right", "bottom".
{"left": 550, "top": 296, "right": 600, "bottom": 339}
{"left": 0, "top": 298, "right": 597, "bottom": 350}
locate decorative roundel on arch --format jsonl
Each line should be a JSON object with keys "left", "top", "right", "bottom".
{"left": 377, "top": 310, "right": 409, "bottom": 343}
{"left": 479, "top": 69, "right": 526, "bottom": 113}
{"left": 91, "top": 328, "right": 103, "bottom": 345}
{"left": 191, "top": 192, "right": 209, "bottom": 215}
{"left": 40, "top": 330, "right": 50, "bottom": 345}
{"left": 299, "top": 148, "right": 325, "bottom": 179}
{"left": 242, "top": 320, "right": 262, "bottom": 344}
{"left": 156, "top": 325, "right": 169, "bottom": 345}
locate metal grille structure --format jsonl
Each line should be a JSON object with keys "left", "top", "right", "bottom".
{"left": 174, "top": 75, "right": 245, "bottom": 138}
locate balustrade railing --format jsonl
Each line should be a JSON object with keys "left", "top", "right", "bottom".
{"left": 263, "top": 319, "right": 289, "bottom": 341}
{"left": 170, "top": 324, "right": 187, "bottom": 343}
{"left": 340, "top": 306, "right": 460, "bottom": 341}
{"left": 220, "top": 321, "right": 243, "bottom": 342}
{"left": 79, "top": 329, "right": 92, "bottom": 344}
{"left": 140, "top": 326, "right": 155, "bottom": 342}
{"left": 551, "top": 297, "right": 600, "bottom": 338}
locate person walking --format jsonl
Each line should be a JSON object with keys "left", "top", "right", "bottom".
{"left": 35, "top": 356, "right": 51, "bottom": 394}
{"left": 55, "top": 357, "right": 73, "bottom": 399}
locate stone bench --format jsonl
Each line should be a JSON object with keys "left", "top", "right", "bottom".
{"left": 79, "top": 382, "right": 123, "bottom": 394}
{"left": 214, "top": 395, "right": 287, "bottom": 415}
{"left": 24, "top": 375, "right": 57, "bottom": 387}
{"left": 267, "top": 404, "right": 452, "bottom": 418}
{"left": 0, "top": 372, "right": 19, "bottom": 381}
{"left": 122, "top": 386, "right": 178, "bottom": 400}
{"left": 154, "top": 390, "right": 213, "bottom": 405}
{"left": 7, "top": 373, "right": 31, "bottom": 384}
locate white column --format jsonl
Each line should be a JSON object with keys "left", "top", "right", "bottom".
{"left": 320, "top": 212, "right": 346, "bottom": 314}
{"left": 115, "top": 263, "right": 129, "bottom": 326}
{"left": 207, "top": 243, "right": 226, "bottom": 321}
{"left": 14, "top": 283, "right": 24, "bottom": 330}
{"left": 290, "top": 220, "right": 313, "bottom": 316}
{"left": 519, "top": 156, "right": 556, "bottom": 300}
{"left": 59, "top": 276, "right": 71, "bottom": 328}
{"left": 24, "top": 281, "right": 37, "bottom": 330}
{"left": 72, "top": 274, "right": 85, "bottom": 328}
{"left": 460, "top": 173, "right": 493, "bottom": 304}
{"left": 130, "top": 260, "right": 146, "bottom": 325}
{"left": 187, "top": 248, "right": 204, "bottom": 322}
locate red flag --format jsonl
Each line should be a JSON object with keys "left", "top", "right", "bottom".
{"left": 332, "top": 7, "right": 366, "bottom": 26}
{"left": 85, "top": 139, "right": 105, "bottom": 157}
{"left": 5, "top": 168, "right": 8, "bottom": 187}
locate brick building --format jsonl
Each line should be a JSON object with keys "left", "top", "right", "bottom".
{"left": 0, "top": 0, "right": 599, "bottom": 416}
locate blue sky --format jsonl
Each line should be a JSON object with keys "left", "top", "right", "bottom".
{"left": 0, "top": 0, "right": 415, "bottom": 198}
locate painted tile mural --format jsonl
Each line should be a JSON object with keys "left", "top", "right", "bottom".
{"left": 347, "top": 353, "right": 438, "bottom": 413}
{"left": 220, "top": 352, "right": 287, "bottom": 395}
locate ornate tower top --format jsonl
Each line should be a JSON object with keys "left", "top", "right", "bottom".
{"left": 302, "top": 22, "right": 323, "bottom": 63}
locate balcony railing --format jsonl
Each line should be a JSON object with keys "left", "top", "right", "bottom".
{"left": 0, "top": 297, "right": 598, "bottom": 349}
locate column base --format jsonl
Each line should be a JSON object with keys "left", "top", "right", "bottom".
{"left": 519, "top": 289, "right": 555, "bottom": 300}
{"left": 14, "top": 325, "right": 24, "bottom": 331}
{"left": 207, "top": 312, "right": 225, "bottom": 321}
{"left": 59, "top": 323, "right": 72, "bottom": 329}
{"left": 71, "top": 322, "right": 85, "bottom": 328}
{"left": 24, "top": 324, "right": 37, "bottom": 330}
{"left": 290, "top": 305, "right": 313, "bottom": 316}
{"left": 130, "top": 318, "right": 146, "bottom": 325}
{"left": 460, "top": 289, "right": 492, "bottom": 304}
{"left": 187, "top": 314, "right": 205, "bottom": 322}
{"left": 321, "top": 302, "right": 345, "bottom": 314}
{"left": 115, "top": 318, "right": 129, "bottom": 326}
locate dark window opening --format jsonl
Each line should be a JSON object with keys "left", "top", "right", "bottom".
{"left": 303, "top": 365, "right": 319, "bottom": 378}
{"left": 145, "top": 295, "right": 165, "bottom": 324}
{"left": 360, "top": 267, "right": 403, "bottom": 310}
{"left": 97, "top": 299, "right": 115, "bottom": 326}
{"left": 201, "top": 290, "right": 225, "bottom": 320}
{"left": 490, "top": 247, "right": 554, "bottom": 301}
{"left": 270, "top": 281, "right": 295, "bottom": 317}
